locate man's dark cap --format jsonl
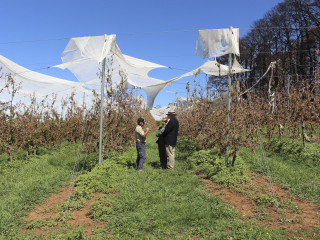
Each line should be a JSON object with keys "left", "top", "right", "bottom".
{"left": 137, "top": 118, "right": 145, "bottom": 124}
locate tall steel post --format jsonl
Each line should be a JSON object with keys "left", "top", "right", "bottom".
{"left": 99, "top": 58, "right": 106, "bottom": 164}
{"left": 225, "top": 52, "right": 232, "bottom": 167}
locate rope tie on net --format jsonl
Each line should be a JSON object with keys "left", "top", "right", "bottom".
{"left": 239, "top": 61, "right": 278, "bottom": 97}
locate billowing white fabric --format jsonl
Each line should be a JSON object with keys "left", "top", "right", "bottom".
{"left": 196, "top": 28, "right": 240, "bottom": 58}
{"left": 54, "top": 34, "right": 247, "bottom": 109}
{"left": 230, "top": 58, "right": 250, "bottom": 74}
{"left": 200, "top": 61, "right": 230, "bottom": 75}
{"left": 1, "top": 30, "right": 249, "bottom": 111}
{"left": 55, "top": 35, "right": 115, "bottom": 90}
{"left": 140, "top": 58, "right": 249, "bottom": 107}
{"left": 60, "top": 35, "right": 116, "bottom": 64}
{"left": 200, "top": 58, "right": 249, "bottom": 75}
{"left": 54, "top": 35, "right": 166, "bottom": 92}
{"left": 0, "top": 55, "right": 94, "bottom": 110}
{"left": 146, "top": 58, "right": 249, "bottom": 88}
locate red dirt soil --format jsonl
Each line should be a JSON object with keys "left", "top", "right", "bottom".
{"left": 203, "top": 174, "right": 320, "bottom": 238}
{"left": 21, "top": 187, "right": 106, "bottom": 237}
{"left": 22, "top": 174, "right": 320, "bottom": 239}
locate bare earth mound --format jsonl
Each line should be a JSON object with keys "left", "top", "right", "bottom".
{"left": 21, "top": 187, "right": 105, "bottom": 237}
{"left": 21, "top": 174, "right": 320, "bottom": 239}
{"left": 203, "top": 174, "right": 320, "bottom": 239}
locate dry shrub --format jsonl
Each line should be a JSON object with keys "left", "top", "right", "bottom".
{"left": 177, "top": 78, "right": 320, "bottom": 160}
{"left": 0, "top": 71, "right": 156, "bottom": 161}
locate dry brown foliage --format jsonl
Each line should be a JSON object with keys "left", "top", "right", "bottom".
{"left": 0, "top": 72, "right": 156, "bottom": 161}
{"left": 177, "top": 77, "right": 320, "bottom": 161}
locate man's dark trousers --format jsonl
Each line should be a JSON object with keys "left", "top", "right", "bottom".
{"left": 158, "top": 144, "right": 167, "bottom": 169}
{"left": 136, "top": 142, "right": 146, "bottom": 170}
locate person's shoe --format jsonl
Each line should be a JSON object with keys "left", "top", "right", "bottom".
{"left": 138, "top": 169, "right": 143, "bottom": 172}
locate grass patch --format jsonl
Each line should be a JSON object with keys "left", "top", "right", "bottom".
{"left": 268, "top": 137, "right": 320, "bottom": 166}
{"left": 0, "top": 142, "right": 82, "bottom": 235}
{"left": 187, "top": 149, "right": 251, "bottom": 186}
{"left": 87, "top": 133, "right": 284, "bottom": 239}
{"left": 1, "top": 133, "right": 298, "bottom": 239}
{"left": 239, "top": 145, "right": 320, "bottom": 202}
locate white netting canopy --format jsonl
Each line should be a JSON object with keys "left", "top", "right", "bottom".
{"left": 54, "top": 33, "right": 248, "bottom": 108}
{"left": 140, "top": 58, "right": 250, "bottom": 107}
{"left": 1, "top": 29, "right": 249, "bottom": 110}
{"left": 196, "top": 28, "right": 240, "bottom": 58}
{"left": 54, "top": 35, "right": 167, "bottom": 93}
{"left": 0, "top": 55, "right": 94, "bottom": 109}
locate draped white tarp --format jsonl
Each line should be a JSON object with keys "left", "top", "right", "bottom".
{"left": 0, "top": 55, "right": 94, "bottom": 110}
{"left": 196, "top": 28, "right": 240, "bottom": 58}
{"left": 142, "top": 58, "right": 249, "bottom": 107}
{"left": 0, "top": 28, "right": 249, "bottom": 112}
{"left": 145, "top": 58, "right": 249, "bottom": 88}
{"left": 54, "top": 35, "right": 167, "bottom": 92}
{"left": 0, "top": 29, "right": 249, "bottom": 110}
{"left": 54, "top": 34, "right": 248, "bottom": 108}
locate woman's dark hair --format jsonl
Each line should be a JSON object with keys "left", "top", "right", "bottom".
{"left": 137, "top": 117, "right": 145, "bottom": 124}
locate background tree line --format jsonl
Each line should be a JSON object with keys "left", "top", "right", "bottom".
{"left": 240, "top": 0, "right": 319, "bottom": 89}
{"left": 179, "top": 0, "right": 320, "bottom": 166}
{"left": 207, "top": 0, "right": 319, "bottom": 94}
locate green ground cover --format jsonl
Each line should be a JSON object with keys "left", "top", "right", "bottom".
{"left": 20, "top": 133, "right": 286, "bottom": 239}
{"left": 239, "top": 140, "right": 320, "bottom": 203}
{"left": 0, "top": 142, "right": 81, "bottom": 235}
{"left": 1, "top": 132, "right": 319, "bottom": 239}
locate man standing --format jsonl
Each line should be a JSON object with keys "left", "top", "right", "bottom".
{"left": 156, "top": 117, "right": 168, "bottom": 169}
{"left": 162, "top": 110, "right": 179, "bottom": 169}
{"left": 135, "top": 118, "right": 149, "bottom": 171}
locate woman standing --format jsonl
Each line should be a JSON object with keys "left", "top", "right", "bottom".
{"left": 135, "top": 118, "right": 150, "bottom": 171}
{"left": 156, "top": 118, "right": 168, "bottom": 169}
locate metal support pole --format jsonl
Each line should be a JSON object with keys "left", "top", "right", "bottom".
{"left": 99, "top": 57, "right": 106, "bottom": 164}
{"left": 225, "top": 52, "right": 232, "bottom": 167}
{"left": 287, "top": 75, "right": 290, "bottom": 134}
{"left": 83, "top": 92, "right": 85, "bottom": 107}
{"left": 83, "top": 92, "right": 86, "bottom": 113}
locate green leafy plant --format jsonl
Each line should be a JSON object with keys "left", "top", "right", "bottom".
{"left": 87, "top": 194, "right": 114, "bottom": 221}
{"left": 188, "top": 149, "right": 251, "bottom": 186}
{"left": 24, "top": 219, "right": 58, "bottom": 230}
{"left": 269, "top": 138, "right": 320, "bottom": 166}
{"left": 253, "top": 193, "right": 277, "bottom": 207}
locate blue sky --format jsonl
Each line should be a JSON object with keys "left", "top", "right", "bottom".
{"left": 1, "top": 0, "right": 283, "bottom": 107}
